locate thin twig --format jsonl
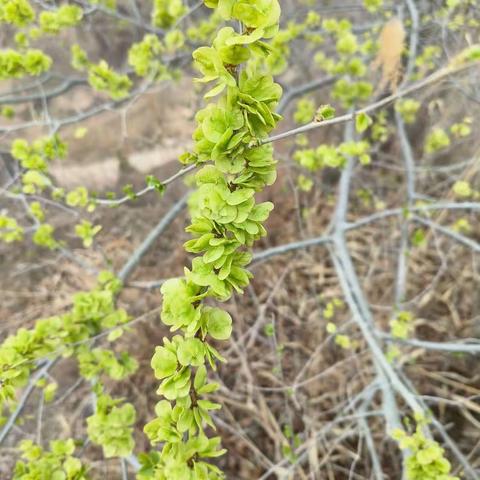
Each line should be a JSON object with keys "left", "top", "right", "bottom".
{"left": 118, "top": 192, "right": 189, "bottom": 282}
{"left": 413, "top": 215, "right": 480, "bottom": 253}
{"left": 379, "top": 334, "right": 480, "bottom": 354}
{"left": 277, "top": 76, "right": 336, "bottom": 115}
{"left": 0, "top": 359, "right": 56, "bottom": 445}
{"left": 262, "top": 62, "right": 479, "bottom": 145}
{"left": 96, "top": 165, "right": 196, "bottom": 207}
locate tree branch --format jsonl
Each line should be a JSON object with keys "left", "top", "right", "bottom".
{"left": 118, "top": 192, "right": 189, "bottom": 282}
{"left": 0, "top": 359, "right": 56, "bottom": 445}
{"left": 262, "top": 62, "right": 479, "bottom": 145}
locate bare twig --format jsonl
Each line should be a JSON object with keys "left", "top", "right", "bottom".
{"left": 118, "top": 192, "right": 189, "bottom": 282}
{"left": 277, "top": 76, "right": 337, "bottom": 115}
{"left": 262, "top": 62, "right": 479, "bottom": 145}
{"left": 379, "top": 334, "right": 480, "bottom": 354}
{"left": 96, "top": 165, "right": 196, "bottom": 207}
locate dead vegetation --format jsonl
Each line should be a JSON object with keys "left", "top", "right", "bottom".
{"left": 373, "top": 18, "right": 406, "bottom": 92}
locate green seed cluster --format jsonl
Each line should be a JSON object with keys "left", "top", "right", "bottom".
{"left": 0, "top": 48, "right": 51, "bottom": 79}
{"left": 142, "top": 1, "right": 283, "bottom": 478}
{"left": 393, "top": 418, "right": 460, "bottom": 480}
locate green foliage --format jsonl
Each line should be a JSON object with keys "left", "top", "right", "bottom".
{"left": 0, "top": 214, "right": 24, "bottom": 243}
{"left": 205, "top": 307, "right": 232, "bottom": 340}
{"left": 191, "top": 71, "right": 281, "bottom": 162}
{"left": 294, "top": 98, "right": 315, "bottom": 125}
{"left": 129, "top": 34, "right": 167, "bottom": 78}
{"left": 424, "top": 128, "right": 451, "bottom": 154}
{"left": 14, "top": 439, "right": 89, "bottom": 479}
{"left": 452, "top": 44, "right": 480, "bottom": 64}
{"left": 297, "top": 174, "right": 313, "bottom": 192}
{"left": 0, "top": 49, "right": 52, "bottom": 79}
{"left": 187, "top": 11, "right": 222, "bottom": 44}
{"left": 166, "top": 29, "right": 185, "bottom": 50}
{"left": 146, "top": 175, "right": 166, "bottom": 196}
{"left": 33, "top": 223, "right": 58, "bottom": 250}
{"left": 364, "top": 0, "right": 383, "bottom": 13}
{"left": 11, "top": 135, "right": 67, "bottom": 171}
{"left": 127, "top": 30, "right": 183, "bottom": 79}
{"left": 22, "top": 169, "right": 51, "bottom": 194}
{"left": 326, "top": 322, "right": 337, "bottom": 334}
{"left": 138, "top": 432, "right": 225, "bottom": 479}
{"left": 65, "top": 186, "right": 88, "bottom": 208}
{"left": 88, "top": 61, "right": 132, "bottom": 100}
{"left": 0, "top": 0, "right": 34, "bottom": 26}
{"left": 452, "top": 217, "right": 471, "bottom": 234}
{"left": 159, "top": 278, "right": 203, "bottom": 333}
{"left": 152, "top": 0, "right": 186, "bottom": 29}
{"left": 452, "top": 180, "right": 472, "bottom": 198}
{"left": 355, "top": 112, "right": 372, "bottom": 133}
{"left": 14, "top": 31, "right": 29, "bottom": 48}
{"left": 70, "top": 46, "right": 131, "bottom": 100}
{"left": 446, "top": 0, "right": 462, "bottom": 9}
{"left": 265, "top": 21, "right": 306, "bottom": 75}
{"left": 0, "top": 272, "right": 128, "bottom": 407}
{"left": 336, "top": 31, "right": 358, "bottom": 56}
{"left": 192, "top": 26, "right": 252, "bottom": 97}
{"left": 323, "top": 298, "right": 344, "bottom": 319}
{"left": 322, "top": 17, "right": 352, "bottom": 34}
{"left": 87, "top": 390, "right": 136, "bottom": 458}
{"left": 313, "top": 17, "right": 370, "bottom": 81}
{"left": 335, "top": 334, "right": 352, "bottom": 349}
{"left": 204, "top": 0, "right": 281, "bottom": 42}
{"left": 332, "top": 78, "right": 373, "bottom": 108}
{"left": 1, "top": 105, "right": 15, "bottom": 118}
{"left": 392, "top": 417, "right": 459, "bottom": 480}
{"left": 75, "top": 220, "right": 102, "bottom": 248}
{"left": 390, "top": 311, "right": 414, "bottom": 340}
{"left": 315, "top": 104, "right": 336, "bottom": 122}
{"left": 89, "top": 0, "right": 116, "bottom": 10}
{"left": 39, "top": 5, "right": 83, "bottom": 35}
{"left": 281, "top": 423, "right": 301, "bottom": 462}
{"left": 71, "top": 44, "right": 89, "bottom": 71}
{"left": 11, "top": 139, "right": 64, "bottom": 210}
{"left": 294, "top": 140, "right": 371, "bottom": 171}
{"left": 395, "top": 99, "right": 421, "bottom": 124}
{"left": 322, "top": 299, "right": 350, "bottom": 348}
{"left": 387, "top": 309, "right": 416, "bottom": 366}
{"left": 41, "top": 380, "right": 58, "bottom": 402}
{"left": 415, "top": 46, "right": 441, "bottom": 71}
{"left": 370, "top": 111, "right": 389, "bottom": 142}
{"left": 450, "top": 117, "right": 472, "bottom": 138}
{"left": 411, "top": 228, "right": 427, "bottom": 248}
{"left": 141, "top": 1, "right": 283, "bottom": 477}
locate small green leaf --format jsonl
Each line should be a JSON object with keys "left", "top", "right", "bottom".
{"left": 194, "top": 365, "right": 207, "bottom": 390}
{"left": 355, "top": 112, "right": 372, "bottom": 133}
{"left": 177, "top": 338, "right": 205, "bottom": 367}
{"left": 315, "top": 104, "right": 336, "bottom": 122}
{"left": 206, "top": 308, "right": 232, "bottom": 340}
{"left": 151, "top": 346, "right": 177, "bottom": 379}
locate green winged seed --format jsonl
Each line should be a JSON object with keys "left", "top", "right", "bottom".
{"left": 151, "top": 346, "right": 177, "bottom": 379}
